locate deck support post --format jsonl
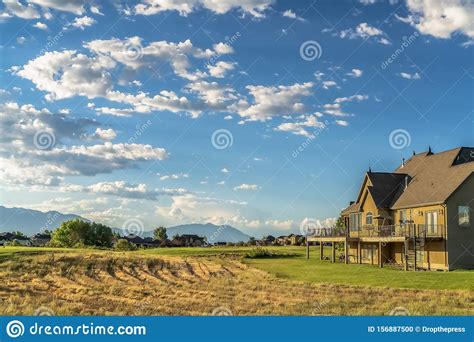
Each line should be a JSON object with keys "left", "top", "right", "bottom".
{"left": 332, "top": 242, "right": 336, "bottom": 262}
{"left": 344, "top": 239, "right": 348, "bottom": 264}
{"left": 320, "top": 242, "right": 323, "bottom": 260}
{"left": 378, "top": 241, "right": 383, "bottom": 268}
{"left": 306, "top": 240, "right": 309, "bottom": 260}
{"left": 357, "top": 240, "right": 361, "bottom": 264}
{"left": 404, "top": 239, "right": 408, "bottom": 271}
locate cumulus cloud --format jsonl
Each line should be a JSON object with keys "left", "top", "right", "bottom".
{"left": 233, "top": 82, "right": 314, "bottom": 121}
{"left": 159, "top": 173, "right": 189, "bottom": 180}
{"left": 71, "top": 16, "right": 96, "bottom": 29}
{"left": 0, "top": 102, "right": 168, "bottom": 186}
{"left": 33, "top": 21, "right": 48, "bottom": 30}
{"left": 347, "top": 68, "right": 363, "bottom": 78}
{"left": 340, "top": 22, "right": 391, "bottom": 44}
{"left": 134, "top": 0, "right": 274, "bottom": 18}
{"left": 186, "top": 81, "right": 237, "bottom": 107}
{"left": 399, "top": 0, "right": 474, "bottom": 39}
{"left": 275, "top": 114, "right": 327, "bottom": 137}
{"left": 207, "top": 61, "right": 236, "bottom": 78}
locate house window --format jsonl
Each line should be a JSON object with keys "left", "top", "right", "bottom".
{"left": 400, "top": 210, "right": 407, "bottom": 224}
{"left": 458, "top": 206, "right": 471, "bottom": 227}
{"left": 366, "top": 212, "right": 373, "bottom": 225}
{"left": 362, "top": 245, "right": 375, "bottom": 259}
{"left": 349, "top": 213, "right": 361, "bottom": 231}
{"left": 425, "top": 211, "right": 438, "bottom": 235}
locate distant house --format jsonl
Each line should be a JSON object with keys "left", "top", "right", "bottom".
{"left": 287, "top": 234, "right": 304, "bottom": 245}
{"left": 172, "top": 234, "right": 206, "bottom": 247}
{"left": 30, "top": 233, "right": 51, "bottom": 246}
{"left": 0, "top": 232, "right": 31, "bottom": 246}
{"left": 275, "top": 236, "right": 289, "bottom": 245}
{"left": 259, "top": 235, "right": 276, "bottom": 246}
{"left": 214, "top": 241, "right": 227, "bottom": 246}
{"left": 122, "top": 235, "right": 160, "bottom": 248}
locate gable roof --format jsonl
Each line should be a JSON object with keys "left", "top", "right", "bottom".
{"left": 391, "top": 147, "right": 474, "bottom": 209}
{"left": 341, "top": 147, "right": 474, "bottom": 214}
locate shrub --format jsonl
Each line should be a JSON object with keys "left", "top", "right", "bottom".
{"left": 114, "top": 239, "right": 137, "bottom": 251}
{"left": 50, "top": 219, "right": 113, "bottom": 248}
{"left": 245, "top": 247, "right": 273, "bottom": 258}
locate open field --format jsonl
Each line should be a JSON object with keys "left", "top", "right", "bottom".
{"left": 0, "top": 246, "right": 472, "bottom": 315}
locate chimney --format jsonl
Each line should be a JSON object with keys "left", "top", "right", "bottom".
{"left": 427, "top": 146, "right": 433, "bottom": 155}
{"left": 401, "top": 158, "right": 405, "bottom": 168}
{"left": 349, "top": 201, "right": 355, "bottom": 206}
{"left": 404, "top": 176, "right": 409, "bottom": 190}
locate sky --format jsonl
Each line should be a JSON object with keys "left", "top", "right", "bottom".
{"left": 0, "top": 0, "right": 473, "bottom": 238}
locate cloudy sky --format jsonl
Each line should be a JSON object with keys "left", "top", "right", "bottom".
{"left": 0, "top": 0, "right": 472, "bottom": 237}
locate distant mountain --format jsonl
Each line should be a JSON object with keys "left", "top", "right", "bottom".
{"left": 0, "top": 205, "right": 88, "bottom": 235}
{"left": 166, "top": 223, "right": 252, "bottom": 243}
{"left": 126, "top": 223, "right": 252, "bottom": 243}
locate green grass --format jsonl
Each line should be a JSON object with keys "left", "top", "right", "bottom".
{"left": 243, "top": 247, "right": 474, "bottom": 291}
{"left": 2, "top": 246, "right": 472, "bottom": 291}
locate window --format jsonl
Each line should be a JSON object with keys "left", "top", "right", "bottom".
{"left": 366, "top": 212, "right": 373, "bottom": 225}
{"left": 349, "top": 213, "right": 361, "bottom": 231}
{"left": 458, "top": 206, "right": 471, "bottom": 227}
{"left": 425, "top": 211, "right": 438, "bottom": 235}
{"left": 362, "top": 245, "right": 376, "bottom": 259}
{"left": 400, "top": 210, "right": 407, "bottom": 224}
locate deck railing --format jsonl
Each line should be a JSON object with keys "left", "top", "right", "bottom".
{"left": 306, "top": 224, "right": 445, "bottom": 238}
{"left": 350, "top": 224, "right": 445, "bottom": 238}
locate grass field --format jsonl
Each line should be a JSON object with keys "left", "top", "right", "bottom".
{"left": 0, "top": 246, "right": 472, "bottom": 315}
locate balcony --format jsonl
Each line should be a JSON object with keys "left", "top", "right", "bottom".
{"left": 305, "top": 227, "right": 346, "bottom": 238}
{"left": 350, "top": 224, "right": 445, "bottom": 239}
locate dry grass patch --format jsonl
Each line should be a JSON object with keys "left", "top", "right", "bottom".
{"left": 0, "top": 251, "right": 472, "bottom": 315}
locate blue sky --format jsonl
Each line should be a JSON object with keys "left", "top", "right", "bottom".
{"left": 0, "top": 0, "right": 473, "bottom": 237}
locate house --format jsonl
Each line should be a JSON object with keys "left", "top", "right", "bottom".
{"left": 275, "top": 236, "right": 289, "bottom": 245}
{"left": 259, "top": 235, "right": 276, "bottom": 246}
{"left": 288, "top": 234, "right": 304, "bottom": 245}
{"left": 307, "top": 147, "right": 474, "bottom": 271}
{"left": 172, "top": 234, "right": 206, "bottom": 247}
{"left": 0, "top": 232, "right": 32, "bottom": 246}
{"left": 122, "top": 235, "right": 161, "bottom": 248}
{"left": 30, "top": 233, "right": 51, "bottom": 246}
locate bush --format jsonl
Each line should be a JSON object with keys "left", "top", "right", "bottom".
{"left": 114, "top": 239, "right": 137, "bottom": 251}
{"left": 245, "top": 247, "right": 273, "bottom": 258}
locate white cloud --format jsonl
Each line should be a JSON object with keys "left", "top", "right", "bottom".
{"left": 233, "top": 82, "right": 314, "bottom": 121}
{"left": 323, "top": 103, "right": 349, "bottom": 116}
{"left": 71, "top": 16, "right": 96, "bottom": 30}
{"left": 134, "top": 0, "right": 274, "bottom": 18}
{"left": 340, "top": 22, "right": 391, "bottom": 44}
{"left": 322, "top": 80, "right": 337, "bottom": 89}
{"left": 33, "top": 21, "right": 48, "bottom": 30}
{"left": 90, "top": 5, "right": 104, "bottom": 15}
{"left": 91, "top": 128, "right": 117, "bottom": 141}
{"left": 16, "top": 36, "right": 27, "bottom": 44}
{"left": 282, "top": 9, "right": 305, "bottom": 21}
{"left": 2, "top": 0, "right": 40, "bottom": 19}
{"left": 335, "top": 120, "right": 349, "bottom": 126}
{"left": 347, "top": 68, "right": 363, "bottom": 78}
{"left": 275, "top": 114, "right": 326, "bottom": 137}
{"left": 233, "top": 183, "right": 260, "bottom": 191}
{"left": 400, "top": 0, "right": 474, "bottom": 39}
{"left": 186, "top": 80, "right": 237, "bottom": 107}
{"left": 400, "top": 72, "right": 421, "bottom": 80}
{"left": 334, "top": 94, "right": 369, "bottom": 103}
{"left": 159, "top": 173, "right": 189, "bottom": 180}
{"left": 221, "top": 167, "right": 229, "bottom": 173}
{"left": 207, "top": 61, "right": 236, "bottom": 78}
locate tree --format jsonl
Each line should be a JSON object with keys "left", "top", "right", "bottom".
{"left": 115, "top": 239, "right": 137, "bottom": 251}
{"left": 50, "top": 219, "right": 113, "bottom": 248}
{"left": 153, "top": 226, "right": 167, "bottom": 241}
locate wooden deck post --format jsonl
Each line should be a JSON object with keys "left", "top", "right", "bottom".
{"left": 306, "top": 240, "right": 309, "bottom": 260}
{"left": 332, "top": 242, "right": 336, "bottom": 263}
{"left": 404, "top": 239, "right": 408, "bottom": 271}
{"left": 344, "top": 239, "right": 348, "bottom": 264}
{"left": 378, "top": 241, "right": 383, "bottom": 268}
{"left": 357, "top": 240, "right": 361, "bottom": 264}
{"left": 320, "top": 242, "right": 323, "bottom": 260}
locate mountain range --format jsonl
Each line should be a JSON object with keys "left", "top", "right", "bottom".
{"left": 0, "top": 206, "right": 252, "bottom": 242}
